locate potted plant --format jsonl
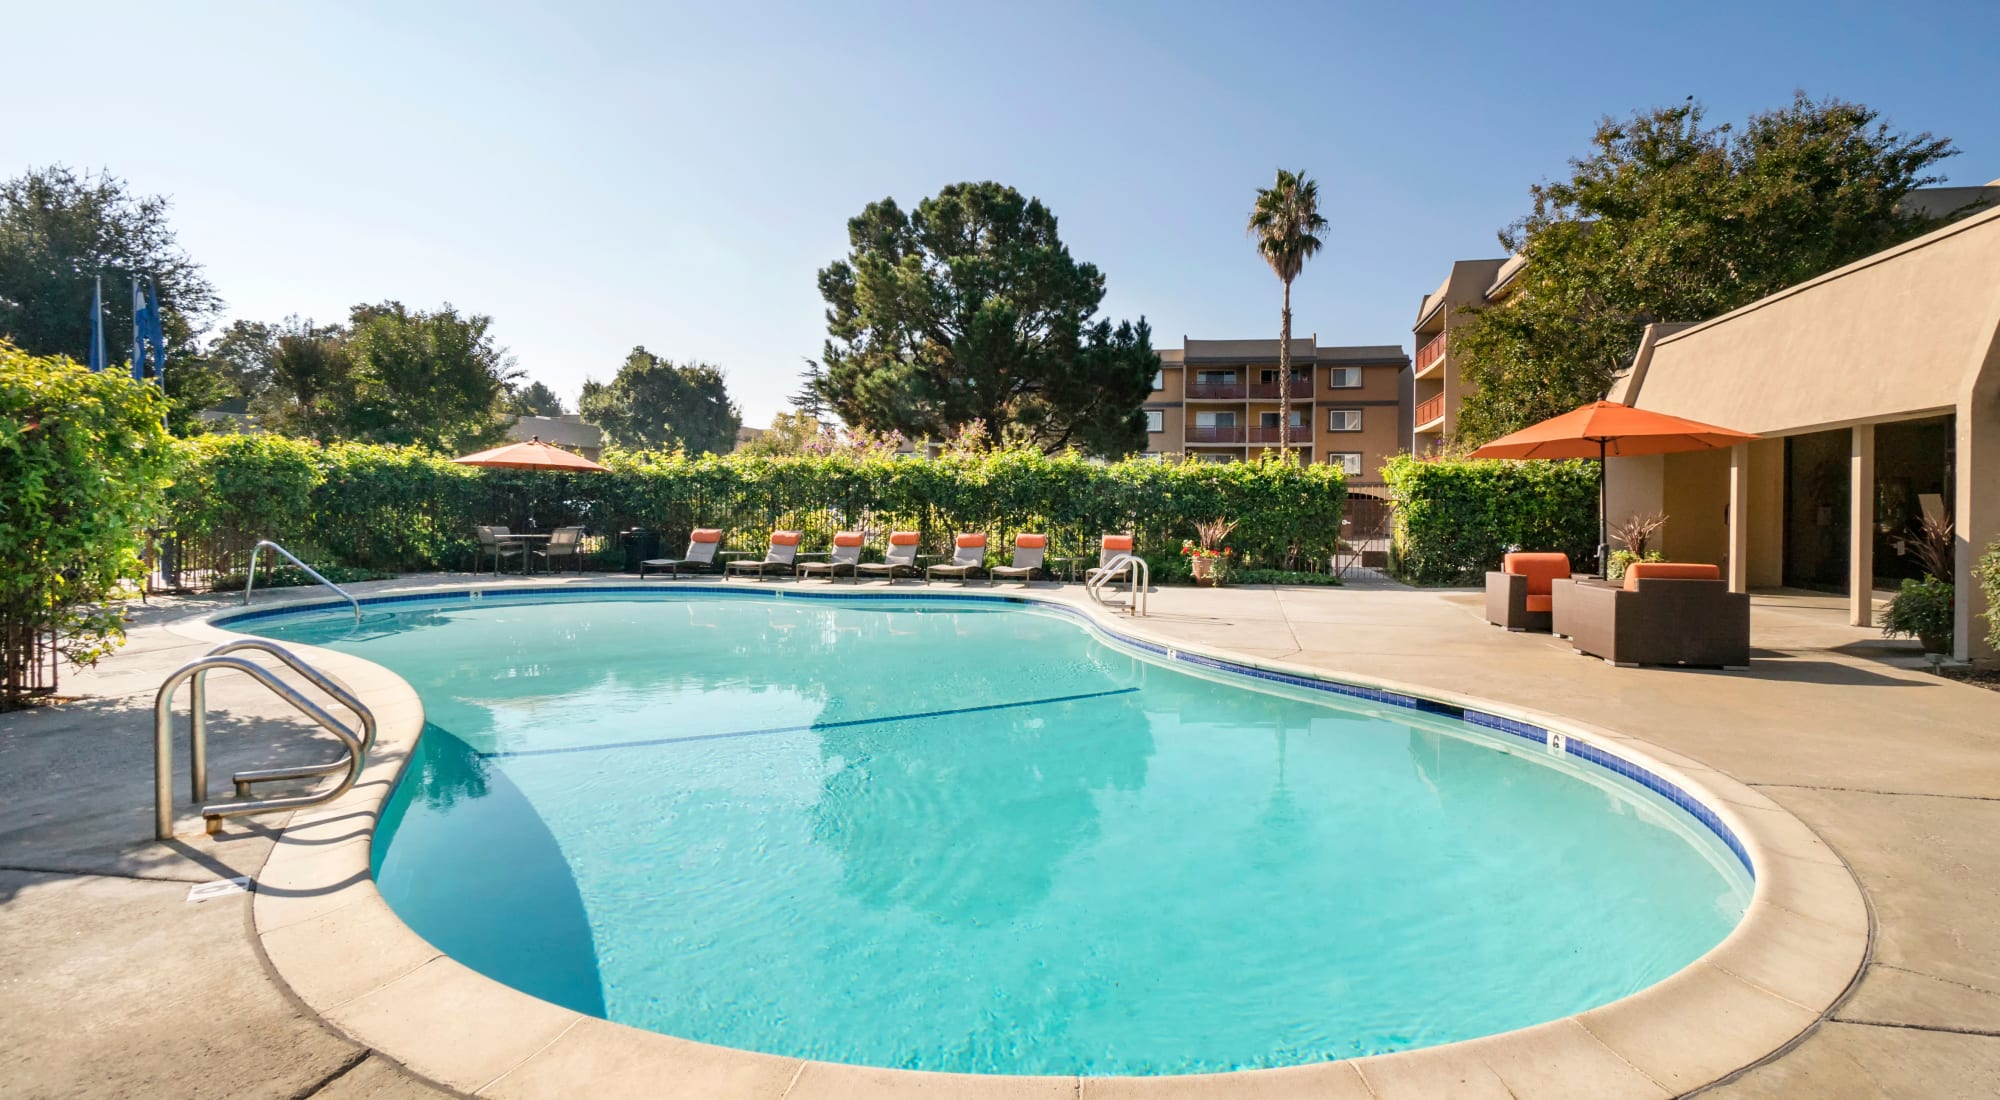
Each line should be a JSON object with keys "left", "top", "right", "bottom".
{"left": 1183, "top": 518, "right": 1238, "bottom": 586}
{"left": 1883, "top": 575, "right": 1955, "bottom": 656}
{"left": 1607, "top": 511, "right": 1668, "bottom": 582}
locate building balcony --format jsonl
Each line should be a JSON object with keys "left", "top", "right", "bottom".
{"left": 1414, "top": 331, "right": 1448, "bottom": 377}
{"left": 1415, "top": 392, "right": 1446, "bottom": 430}
{"left": 1184, "top": 425, "right": 1247, "bottom": 443}
{"left": 1185, "top": 382, "right": 1248, "bottom": 400}
{"left": 1247, "top": 379, "right": 1313, "bottom": 399}
{"left": 1247, "top": 424, "right": 1312, "bottom": 444}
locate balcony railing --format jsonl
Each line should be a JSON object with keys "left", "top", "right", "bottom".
{"left": 1184, "top": 425, "right": 1246, "bottom": 443}
{"left": 1247, "top": 424, "right": 1312, "bottom": 444}
{"left": 1415, "top": 392, "right": 1446, "bottom": 427}
{"left": 1248, "top": 378, "right": 1313, "bottom": 399}
{"left": 1185, "top": 382, "right": 1247, "bottom": 400}
{"left": 1415, "top": 331, "right": 1448, "bottom": 374}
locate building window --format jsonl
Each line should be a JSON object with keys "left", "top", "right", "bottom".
{"left": 1194, "top": 410, "right": 1237, "bottom": 427}
{"left": 1328, "top": 452, "right": 1363, "bottom": 476}
{"left": 1328, "top": 367, "right": 1362, "bottom": 389}
{"left": 1260, "top": 410, "right": 1306, "bottom": 427}
{"left": 1145, "top": 409, "right": 1164, "bottom": 433}
{"left": 1327, "top": 409, "right": 1362, "bottom": 431}
{"left": 1151, "top": 369, "right": 1164, "bottom": 390}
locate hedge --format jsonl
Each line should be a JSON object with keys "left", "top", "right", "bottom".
{"left": 1380, "top": 455, "right": 1599, "bottom": 585}
{"left": 164, "top": 436, "right": 1347, "bottom": 579}
{"left": 1978, "top": 540, "right": 2000, "bottom": 653}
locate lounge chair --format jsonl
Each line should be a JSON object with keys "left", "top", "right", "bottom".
{"left": 534, "top": 526, "right": 585, "bottom": 574}
{"left": 855, "top": 531, "right": 922, "bottom": 581}
{"left": 796, "top": 531, "right": 865, "bottom": 583}
{"left": 988, "top": 534, "right": 1047, "bottom": 585}
{"left": 1551, "top": 562, "right": 1749, "bottom": 669}
{"left": 925, "top": 533, "right": 988, "bottom": 584}
{"left": 725, "top": 530, "right": 802, "bottom": 580}
{"left": 1485, "top": 552, "right": 1571, "bottom": 632}
{"left": 1084, "top": 533, "right": 1137, "bottom": 582}
{"left": 639, "top": 528, "right": 724, "bottom": 579}
{"left": 475, "top": 525, "right": 527, "bottom": 575}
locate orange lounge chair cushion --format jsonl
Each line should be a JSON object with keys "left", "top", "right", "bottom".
{"left": 888, "top": 531, "right": 921, "bottom": 547}
{"left": 1501, "top": 552, "right": 1572, "bottom": 597}
{"left": 1102, "top": 534, "right": 1134, "bottom": 552}
{"left": 690, "top": 528, "right": 723, "bottom": 543}
{"left": 770, "top": 531, "right": 802, "bottom": 547}
{"left": 956, "top": 533, "right": 987, "bottom": 549}
{"left": 1015, "top": 534, "right": 1047, "bottom": 549}
{"left": 832, "top": 532, "right": 865, "bottom": 547}
{"left": 1525, "top": 595, "right": 1554, "bottom": 613}
{"left": 1623, "top": 561, "right": 1720, "bottom": 590}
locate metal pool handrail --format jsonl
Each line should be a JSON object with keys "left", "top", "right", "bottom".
{"left": 244, "top": 539, "right": 361, "bottom": 623}
{"left": 153, "top": 640, "right": 373, "bottom": 839}
{"left": 1086, "top": 552, "right": 1149, "bottom": 617}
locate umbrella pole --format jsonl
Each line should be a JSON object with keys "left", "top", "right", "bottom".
{"left": 1598, "top": 439, "right": 1609, "bottom": 578}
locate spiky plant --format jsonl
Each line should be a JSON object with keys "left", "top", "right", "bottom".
{"left": 1247, "top": 169, "right": 1327, "bottom": 461}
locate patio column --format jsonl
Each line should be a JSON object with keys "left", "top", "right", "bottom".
{"left": 1849, "top": 424, "right": 1875, "bottom": 628}
{"left": 1727, "top": 443, "right": 1749, "bottom": 594}
{"left": 1958, "top": 325, "right": 2000, "bottom": 663}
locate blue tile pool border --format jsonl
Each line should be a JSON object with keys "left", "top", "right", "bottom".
{"left": 211, "top": 583, "right": 1754, "bottom": 877}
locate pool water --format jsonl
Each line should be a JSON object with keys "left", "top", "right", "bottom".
{"left": 244, "top": 592, "right": 1751, "bottom": 1076}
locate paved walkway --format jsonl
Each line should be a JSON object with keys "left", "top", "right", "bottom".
{"left": 1, "top": 575, "right": 1996, "bottom": 1097}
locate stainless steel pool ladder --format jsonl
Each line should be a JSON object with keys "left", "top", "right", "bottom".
{"left": 244, "top": 539, "right": 361, "bottom": 624}
{"left": 153, "top": 639, "right": 376, "bottom": 839}
{"left": 1085, "top": 552, "right": 1149, "bottom": 617}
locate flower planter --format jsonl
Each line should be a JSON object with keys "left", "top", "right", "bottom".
{"left": 1191, "top": 557, "right": 1215, "bottom": 585}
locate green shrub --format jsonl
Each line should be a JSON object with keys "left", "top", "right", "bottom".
{"left": 1380, "top": 456, "right": 1599, "bottom": 585}
{"left": 163, "top": 441, "right": 1348, "bottom": 579}
{"left": 1226, "top": 568, "right": 1343, "bottom": 586}
{"left": 1607, "top": 549, "right": 1665, "bottom": 582}
{"left": 1882, "top": 576, "right": 1955, "bottom": 651}
{"left": 1, "top": 343, "right": 176, "bottom": 704}
{"left": 207, "top": 565, "right": 398, "bottom": 592}
{"left": 1981, "top": 541, "right": 2000, "bottom": 653}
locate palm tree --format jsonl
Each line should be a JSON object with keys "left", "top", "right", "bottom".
{"left": 1247, "top": 169, "right": 1328, "bottom": 462}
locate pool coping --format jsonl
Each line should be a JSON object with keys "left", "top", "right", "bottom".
{"left": 174, "top": 579, "right": 1871, "bottom": 1099}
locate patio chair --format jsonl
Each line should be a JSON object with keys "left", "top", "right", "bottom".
{"left": 725, "top": 531, "right": 802, "bottom": 580}
{"left": 988, "top": 534, "right": 1048, "bottom": 586}
{"left": 475, "top": 525, "right": 527, "bottom": 575}
{"left": 639, "top": 528, "right": 724, "bottom": 579}
{"left": 796, "top": 531, "right": 865, "bottom": 583}
{"left": 1550, "top": 562, "right": 1749, "bottom": 669}
{"left": 1084, "top": 533, "right": 1137, "bottom": 581}
{"left": 925, "top": 533, "right": 989, "bottom": 585}
{"left": 855, "top": 531, "right": 922, "bottom": 582}
{"left": 1485, "top": 552, "right": 1571, "bottom": 632}
{"left": 534, "top": 526, "right": 585, "bottom": 574}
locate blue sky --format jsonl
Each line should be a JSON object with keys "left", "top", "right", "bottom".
{"left": 8, "top": 1, "right": 1995, "bottom": 424}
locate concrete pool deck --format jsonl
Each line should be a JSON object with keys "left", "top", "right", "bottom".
{"left": 2, "top": 574, "right": 1995, "bottom": 1096}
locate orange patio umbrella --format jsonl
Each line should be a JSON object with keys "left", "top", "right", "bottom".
{"left": 452, "top": 437, "right": 607, "bottom": 472}
{"left": 1469, "top": 400, "right": 1757, "bottom": 573}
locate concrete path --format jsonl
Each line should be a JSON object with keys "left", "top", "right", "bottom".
{"left": 2, "top": 574, "right": 1995, "bottom": 1097}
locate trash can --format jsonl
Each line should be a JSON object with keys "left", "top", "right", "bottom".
{"left": 620, "top": 528, "right": 660, "bottom": 573}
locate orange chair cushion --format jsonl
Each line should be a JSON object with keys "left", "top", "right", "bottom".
{"left": 1525, "top": 595, "right": 1554, "bottom": 613}
{"left": 770, "top": 531, "right": 802, "bottom": 547}
{"left": 690, "top": 528, "right": 723, "bottom": 543}
{"left": 1015, "top": 534, "right": 1047, "bottom": 549}
{"left": 832, "top": 532, "right": 865, "bottom": 547}
{"left": 956, "top": 533, "right": 987, "bottom": 549}
{"left": 1502, "top": 552, "right": 1572, "bottom": 596}
{"left": 888, "top": 531, "right": 920, "bottom": 547}
{"left": 1102, "top": 534, "right": 1134, "bottom": 552}
{"left": 1623, "top": 561, "right": 1720, "bottom": 590}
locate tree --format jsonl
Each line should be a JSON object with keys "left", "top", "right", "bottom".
{"left": 0, "top": 166, "right": 225, "bottom": 435}
{"left": 339, "top": 301, "right": 518, "bottom": 451}
{"left": 736, "top": 410, "right": 829, "bottom": 457}
{"left": 507, "top": 380, "right": 568, "bottom": 417}
{"left": 817, "top": 181, "right": 1157, "bottom": 457}
{"left": 578, "top": 347, "right": 741, "bottom": 454}
{"left": 1453, "top": 94, "right": 1958, "bottom": 445}
{"left": 204, "top": 319, "right": 276, "bottom": 401}
{"left": 790, "top": 358, "right": 828, "bottom": 420}
{"left": 252, "top": 319, "right": 352, "bottom": 441}
{"left": 1247, "top": 168, "right": 1327, "bottom": 462}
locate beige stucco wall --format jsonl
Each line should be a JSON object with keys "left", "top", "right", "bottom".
{"left": 1746, "top": 438, "right": 1786, "bottom": 588}
{"left": 1662, "top": 449, "right": 1732, "bottom": 568}
{"left": 1635, "top": 208, "right": 2000, "bottom": 434}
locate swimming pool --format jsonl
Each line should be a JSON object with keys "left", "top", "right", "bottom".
{"left": 239, "top": 590, "right": 1752, "bottom": 1077}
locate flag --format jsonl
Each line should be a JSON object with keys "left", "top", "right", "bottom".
{"left": 130, "top": 276, "right": 168, "bottom": 383}
{"left": 87, "top": 276, "right": 106, "bottom": 371}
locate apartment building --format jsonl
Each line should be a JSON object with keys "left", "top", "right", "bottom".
{"left": 1410, "top": 256, "right": 1518, "bottom": 454}
{"left": 1143, "top": 336, "right": 1411, "bottom": 491}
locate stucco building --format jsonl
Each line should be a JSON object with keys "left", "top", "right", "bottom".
{"left": 1604, "top": 203, "right": 2000, "bottom": 662}
{"left": 1410, "top": 257, "right": 1517, "bottom": 453}
{"left": 1143, "top": 337, "right": 1410, "bottom": 494}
